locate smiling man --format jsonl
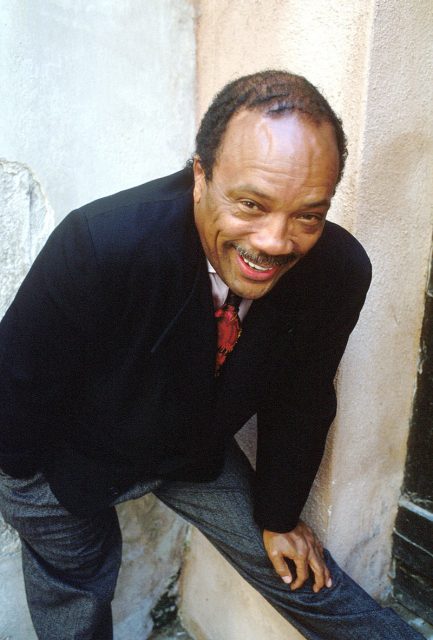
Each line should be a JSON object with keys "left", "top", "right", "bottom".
{"left": 193, "top": 109, "right": 339, "bottom": 300}
{"left": 0, "top": 71, "right": 423, "bottom": 639}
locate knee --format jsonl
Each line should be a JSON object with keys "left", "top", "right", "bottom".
{"left": 21, "top": 512, "right": 122, "bottom": 583}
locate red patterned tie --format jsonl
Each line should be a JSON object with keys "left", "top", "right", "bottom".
{"left": 215, "top": 290, "right": 242, "bottom": 375}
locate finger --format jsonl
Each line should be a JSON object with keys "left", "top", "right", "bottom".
{"left": 324, "top": 560, "right": 332, "bottom": 588}
{"left": 315, "top": 543, "right": 332, "bottom": 588}
{"left": 311, "top": 545, "right": 334, "bottom": 592}
{"left": 290, "top": 555, "right": 309, "bottom": 590}
{"left": 309, "top": 552, "right": 327, "bottom": 592}
{"left": 269, "top": 552, "right": 293, "bottom": 585}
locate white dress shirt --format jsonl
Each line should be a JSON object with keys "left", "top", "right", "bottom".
{"left": 207, "top": 260, "right": 253, "bottom": 321}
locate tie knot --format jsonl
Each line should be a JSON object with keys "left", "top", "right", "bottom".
{"left": 225, "top": 290, "right": 242, "bottom": 310}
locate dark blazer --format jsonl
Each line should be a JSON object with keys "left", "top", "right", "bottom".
{"left": 0, "top": 169, "right": 371, "bottom": 532}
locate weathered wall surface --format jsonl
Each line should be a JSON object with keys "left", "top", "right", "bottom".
{"left": 319, "top": 0, "right": 433, "bottom": 597}
{"left": 181, "top": 0, "right": 433, "bottom": 637}
{"left": 0, "top": 160, "right": 55, "bottom": 318}
{"left": 0, "top": 2, "right": 196, "bottom": 639}
{"left": 113, "top": 497, "right": 188, "bottom": 638}
{"left": 0, "top": 0, "right": 196, "bottom": 221}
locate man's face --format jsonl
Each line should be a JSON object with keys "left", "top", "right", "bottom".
{"left": 193, "top": 110, "right": 340, "bottom": 299}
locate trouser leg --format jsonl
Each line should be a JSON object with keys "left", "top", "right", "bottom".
{"left": 154, "top": 441, "right": 424, "bottom": 640}
{"left": 0, "top": 470, "right": 121, "bottom": 640}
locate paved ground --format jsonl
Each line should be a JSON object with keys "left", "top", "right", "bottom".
{"left": 148, "top": 619, "right": 194, "bottom": 640}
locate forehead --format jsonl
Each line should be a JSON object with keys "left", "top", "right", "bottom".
{"left": 214, "top": 109, "right": 340, "bottom": 186}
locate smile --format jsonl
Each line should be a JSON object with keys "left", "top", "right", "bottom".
{"left": 234, "top": 248, "right": 281, "bottom": 282}
{"left": 241, "top": 255, "right": 275, "bottom": 272}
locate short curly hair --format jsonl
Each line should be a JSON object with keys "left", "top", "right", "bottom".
{"left": 191, "top": 70, "right": 347, "bottom": 184}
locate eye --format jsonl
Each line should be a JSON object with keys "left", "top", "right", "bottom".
{"left": 297, "top": 213, "right": 324, "bottom": 225}
{"left": 239, "top": 199, "right": 263, "bottom": 212}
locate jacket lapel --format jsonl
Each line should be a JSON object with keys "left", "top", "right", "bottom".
{"left": 148, "top": 205, "right": 216, "bottom": 380}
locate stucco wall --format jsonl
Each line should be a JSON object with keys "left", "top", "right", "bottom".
{"left": 0, "top": 0, "right": 196, "bottom": 221}
{"left": 0, "top": 2, "right": 196, "bottom": 639}
{"left": 318, "top": 0, "right": 433, "bottom": 595}
{"left": 180, "top": 1, "right": 433, "bottom": 637}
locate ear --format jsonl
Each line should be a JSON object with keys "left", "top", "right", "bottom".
{"left": 192, "top": 156, "right": 206, "bottom": 205}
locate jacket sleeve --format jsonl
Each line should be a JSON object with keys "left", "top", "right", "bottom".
{"left": 0, "top": 210, "right": 102, "bottom": 477}
{"left": 253, "top": 248, "right": 372, "bottom": 532}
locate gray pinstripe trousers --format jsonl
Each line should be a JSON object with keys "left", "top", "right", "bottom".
{"left": 0, "top": 441, "right": 423, "bottom": 640}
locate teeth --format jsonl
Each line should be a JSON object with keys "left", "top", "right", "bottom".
{"left": 243, "top": 256, "right": 273, "bottom": 272}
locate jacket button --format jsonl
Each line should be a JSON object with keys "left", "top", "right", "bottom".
{"left": 108, "top": 486, "right": 120, "bottom": 498}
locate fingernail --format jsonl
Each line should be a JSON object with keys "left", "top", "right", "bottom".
{"left": 282, "top": 576, "right": 292, "bottom": 584}
{"left": 326, "top": 578, "right": 332, "bottom": 588}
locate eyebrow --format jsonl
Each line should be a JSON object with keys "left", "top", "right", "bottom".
{"left": 232, "top": 186, "right": 273, "bottom": 201}
{"left": 298, "top": 199, "right": 331, "bottom": 209}
{"left": 232, "top": 185, "right": 331, "bottom": 209}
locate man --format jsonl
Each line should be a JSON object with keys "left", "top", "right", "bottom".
{"left": 0, "top": 71, "right": 422, "bottom": 639}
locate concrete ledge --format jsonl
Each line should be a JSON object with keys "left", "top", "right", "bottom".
{"left": 180, "top": 529, "right": 304, "bottom": 640}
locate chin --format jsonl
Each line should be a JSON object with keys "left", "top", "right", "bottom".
{"left": 234, "top": 280, "right": 276, "bottom": 300}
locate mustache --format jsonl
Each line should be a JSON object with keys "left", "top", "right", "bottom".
{"left": 234, "top": 244, "right": 300, "bottom": 267}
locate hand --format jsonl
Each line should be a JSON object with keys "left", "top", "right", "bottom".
{"left": 263, "top": 520, "right": 332, "bottom": 592}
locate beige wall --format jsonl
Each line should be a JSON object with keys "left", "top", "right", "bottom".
{"left": 315, "top": 0, "right": 433, "bottom": 595}
{"left": 181, "top": 1, "right": 433, "bottom": 637}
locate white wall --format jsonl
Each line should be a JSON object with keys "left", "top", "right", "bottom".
{"left": 0, "top": 0, "right": 196, "bottom": 221}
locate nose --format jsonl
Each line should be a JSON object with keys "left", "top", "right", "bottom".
{"left": 251, "top": 216, "right": 296, "bottom": 256}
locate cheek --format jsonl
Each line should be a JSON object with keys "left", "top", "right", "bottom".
{"left": 300, "top": 231, "right": 323, "bottom": 253}
{"left": 217, "top": 215, "right": 256, "bottom": 241}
